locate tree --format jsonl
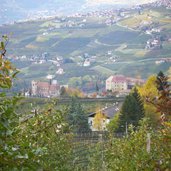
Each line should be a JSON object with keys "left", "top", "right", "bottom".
{"left": 107, "top": 112, "right": 120, "bottom": 133}
{"left": 0, "top": 36, "right": 73, "bottom": 170}
{"left": 20, "top": 103, "right": 72, "bottom": 170}
{"left": 66, "top": 98, "right": 90, "bottom": 133}
{"left": 0, "top": 36, "right": 37, "bottom": 170}
{"left": 95, "top": 82, "right": 99, "bottom": 93}
{"left": 167, "top": 67, "right": 171, "bottom": 82}
{"left": 103, "top": 119, "right": 171, "bottom": 171}
{"left": 66, "top": 87, "right": 84, "bottom": 98}
{"left": 156, "top": 71, "right": 169, "bottom": 91}
{"left": 0, "top": 35, "right": 19, "bottom": 88}
{"left": 146, "top": 73, "right": 171, "bottom": 170}
{"left": 138, "top": 75, "right": 160, "bottom": 126}
{"left": 147, "top": 72, "right": 171, "bottom": 121}
{"left": 93, "top": 108, "right": 106, "bottom": 131}
{"left": 118, "top": 88, "right": 145, "bottom": 132}
{"left": 68, "top": 77, "right": 82, "bottom": 88}
{"left": 60, "top": 86, "right": 67, "bottom": 97}
{"left": 132, "top": 87, "right": 145, "bottom": 122}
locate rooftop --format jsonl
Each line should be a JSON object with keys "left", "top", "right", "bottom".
{"left": 89, "top": 105, "right": 121, "bottom": 119}
{"left": 112, "top": 75, "right": 127, "bottom": 82}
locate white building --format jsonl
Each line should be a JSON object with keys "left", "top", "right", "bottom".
{"left": 106, "top": 75, "right": 127, "bottom": 92}
{"left": 106, "top": 75, "right": 144, "bottom": 92}
{"left": 56, "top": 68, "right": 64, "bottom": 75}
{"left": 83, "top": 59, "right": 91, "bottom": 67}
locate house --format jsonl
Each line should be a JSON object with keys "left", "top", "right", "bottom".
{"left": 126, "top": 77, "right": 145, "bottom": 89}
{"left": 155, "top": 60, "right": 165, "bottom": 65}
{"left": 146, "top": 30, "right": 152, "bottom": 35}
{"left": 31, "top": 80, "right": 60, "bottom": 97}
{"left": 42, "top": 32, "right": 48, "bottom": 36}
{"left": 107, "top": 51, "right": 112, "bottom": 55}
{"left": 88, "top": 105, "right": 120, "bottom": 131}
{"left": 38, "top": 60, "right": 46, "bottom": 64}
{"left": 106, "top": 75, "right": 144, "bottom": 92}
{"left": 56, "top": 56, "right": 63, "bottom": 63}
{"left": 146, "top": 39, "right": 162, "bottom": 49}
{"left": 151, "top": 28, "right": 161, "bottom": 33}
{"left": 106, "top": 75, "right": 127, "bottom": 92}
{"left": 46, "top": 74, "right": 55, "bottom": 80}
{"left": 83, "top": 59, "right": 91, "bottom": 67}
{"left": 56, "top": 68, "right": 64, "bottom": 75}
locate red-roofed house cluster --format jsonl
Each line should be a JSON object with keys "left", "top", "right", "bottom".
{"left": 31, "top": 80, "right": 60, "bottom": 97}
{"left": 106, "top": 75, "right": 144, "bottom": 93}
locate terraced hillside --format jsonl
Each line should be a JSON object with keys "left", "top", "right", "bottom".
{"left": 1, "top": 6, "right": 171, "bottom": 91}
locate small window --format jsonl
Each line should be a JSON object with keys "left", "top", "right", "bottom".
{"left": 89, "top": 121, "right": 92, "bottom": 126}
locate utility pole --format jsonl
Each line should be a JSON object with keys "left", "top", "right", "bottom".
{"left": 125, "top": 122, "right": 128, "bottom": 137}
{"left": 147, "top": 133, "right": 151, "bottom": 153}
{"left": 99, "top": 133, "right": 106, "bottom": 171}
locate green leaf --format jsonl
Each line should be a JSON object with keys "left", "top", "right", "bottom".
{"left": 0, "top": 92, "right": 6, "bottom": 97}
{"left": 0, "top": 41, "right": 5, "bottom": 50}
{"left": 12, "top": 70, "right": 20, "bottom": 78}
{"left": 2, "top": 35, "right": 8, "bottom": 40}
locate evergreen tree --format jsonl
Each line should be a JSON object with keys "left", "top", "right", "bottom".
{"left": 148, "top": 72, "right": 171, "bottom": 120}
{"left": 132, "top": 87, "right": 145, "bottom": 121}
{"left": 60, "top": 86, "right": 67, "bottom": 97}
{"left": 118, "top": 88, "right": 145, "bottom": 132}
{"left": 156, "top": 71, "right": 168, "bottom": 91}
{"left": 95, "top": 82, "right": 99, "bottom": 93}
{"left": 67, "top": 98, "right": 90, "bottom": 133}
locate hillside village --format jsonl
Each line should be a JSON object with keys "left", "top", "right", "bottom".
{"left": 2, "top": 0, "right": 171, "bottom": 95}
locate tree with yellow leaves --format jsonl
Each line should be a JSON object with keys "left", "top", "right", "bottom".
{"left": 93, "top": 108, "right": 106, "bottom": 131}
{"left": 138, "top": 75, "right": 160, "bottom": 126}
{"left": 66, "top": 87, "right": 85, "bottom": 98}
{"left": 0, "top": 35, "right": 19, "bottom": 88}
{"left": 167, "top": 67, "right": 171, "bottom": 82}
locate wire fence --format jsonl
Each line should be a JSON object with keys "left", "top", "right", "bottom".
{"left": 70, "top": 132, "right": 124, "bottom": 171}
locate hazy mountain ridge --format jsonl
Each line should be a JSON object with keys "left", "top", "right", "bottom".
{"left": 0, "top": 0, "right": 85, "bottom": 24}
{"left": 0, "top": 0, "right": 160, "bottom": 24}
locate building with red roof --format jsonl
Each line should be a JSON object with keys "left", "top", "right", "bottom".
{"left": 106, "top": 75, "right": 127, "bottom": 92}
{"left": 106, "top": 75, "right": 144, "bottom": 92}
{"left": 32, "top": 80, "right": 60, "bottom": 97}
